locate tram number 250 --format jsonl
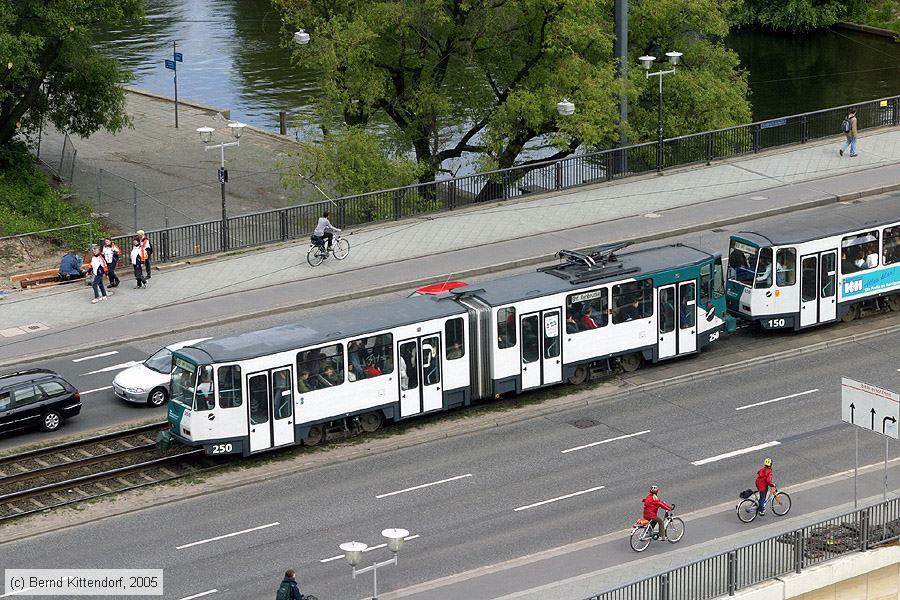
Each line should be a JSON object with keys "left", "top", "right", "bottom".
{"left": 210, "top": 443, "right": 234, "bottom": 455}
{"left": 766, "top": 318, "right": 787, "bottom": 329}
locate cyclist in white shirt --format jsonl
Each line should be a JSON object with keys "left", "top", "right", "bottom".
{"left": 313, "top": 211, "right": 341, "bottom": 250}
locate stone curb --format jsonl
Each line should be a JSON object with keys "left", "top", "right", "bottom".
{"left": 2, "top": 317, "right": 898, "bottom": 545}
{"left": 4, "top": 174, "right": 899, "bottom": 371}
{"left": 124, "top": 87, "right": 232, "bottom": 120}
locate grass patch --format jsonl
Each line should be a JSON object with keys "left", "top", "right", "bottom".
{"left": 848, "top": 0, "right": 900, "bottom": 32}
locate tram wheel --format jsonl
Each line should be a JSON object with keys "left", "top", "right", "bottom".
{"left": 567, "top": 366, "right": 589, "bottom": 385}
{"left": 888, "top": 294, "right": 900, "bottom": 312}
{"left": 303, "top": 425, "right": 325, "bottom": 446}
{"left": 359, "top": 411, "right": 385, "bottom": 433}
{"left": 620, "top": 353, "right": 643, "bottom": 373}
{"left": 841, "top": 304, "right": 860, "bottom": 323}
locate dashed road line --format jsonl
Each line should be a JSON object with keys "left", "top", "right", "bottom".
{"left": 72, "top": 351, "right": 118, "bottom": 362}
{"left": 81, "top": 361, "right": 140, "bottom": 376}
{"left": 178, "top": 591, "right": 218, "bottom": 600}
{"left": 513, "top": 486, "right": 605, "bottom": 512}
{"left": 176, "top": 522, "right": 280, "bottom": 550}
{"left": 692, "top": 441, "right": 781, "bottom": 466}
{"left": 561, "top": 430, "right": 651, "bottom": 454}
{"left": 735, "top": 389, "right": 818, "bottom": 411}
{"left": 79, "top": 386, "right": 113, "bottom": 395}
{"left": 376, "top": 474, "right": 472, "bottom": 499}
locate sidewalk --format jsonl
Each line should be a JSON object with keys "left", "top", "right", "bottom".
{"left": 2, "top": 126, "right": 899, "bottom": 365}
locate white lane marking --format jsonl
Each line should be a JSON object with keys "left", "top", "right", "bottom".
{"left": 375, "top": 474, "right": 472, "bottom": 499}
{"left": 72, "top": 351, "right": 118, "bottom": 362}
{"left": 0, "top": 587, "right": 37, "bottom": 597}
{"left": 319, "top": 534, "right": 420, "bottom": 563}
{"left": 692, "top": 441, "right": 781, "bottom": 466}
{"left": 561, "top": 430, "right": 651, "bottom": 454}
{"left": 79, "top": 386, "right": 113, "bottom": 395}
{"left": 176, "top": 522, "right": 280, "bottom": 550}
{"left": 735, "top": 389, "right": 818, "bottom": 411}
{"left": 81, "top": 361, "right": 140, "bottom": 376}
{"left": 513, "top": 486, "right": 605, "bottom": 512}
{"left": 178, "top": 591, "right": 218, "bottom": 600}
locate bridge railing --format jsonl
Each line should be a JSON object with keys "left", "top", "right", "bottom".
{"left": 128, "top": 95, "right": 899, "bottom": 263}
{"left": 583, "top": 496, "right": 900, "bottom": 600}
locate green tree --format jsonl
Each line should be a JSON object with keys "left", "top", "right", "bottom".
{"left": 734, "top": 0, "right": 866, "bottom": 31}
{"left": 0, "top": 0, "right": 143, "bottom": 147}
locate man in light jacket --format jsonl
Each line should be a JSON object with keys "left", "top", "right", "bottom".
{"left": 839, "top": 108, "right": 858, "bottom": 157}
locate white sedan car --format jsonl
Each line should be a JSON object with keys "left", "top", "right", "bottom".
{"left": 113, "top": 338, "right": 211, "bottom": 407}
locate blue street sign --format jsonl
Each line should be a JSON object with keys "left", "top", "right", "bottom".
{"left": 174, "top": 52, "right": 183, "bottom": 62}
{"left": 165, "top": 59, "right": 176, "bottom": 70}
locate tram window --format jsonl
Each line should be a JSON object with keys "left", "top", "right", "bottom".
{"left": 194, "top": 365, "right": 215, "bottom": 411}
{"left": 298, "top": 344, "right": 344, "bottom": 390}
{"left": 754, "top": 248, "right": 773, "bottom": 289}
{"left": 566, "top": 289, "right": 608, "bottom": 332}
{"left": 171, "top": 357, "right": 197, "bottom": 408}
{"left": 842, "top": 231, "right": 879, "bottom": 273}
{"left": 248, "top": 375, "right": 269, "bottom": 425}
{"left": 775, "top": 248, "right": 796, "bottom": 286}
{"left": 348, "top": 334, "right": 393, "bottom": 382}
{"left": 713, "top": 257, "right": 725, "bottom": 297}
{"left": 218, "top": 365, "right": 242, "bottom": 408}
{"left": 521, "top": 314, "right": 540, "bottom": 363}
{"left": 680, "top": 283, "right": 696, "bottom": 330}
{"left": 884, "top": 226, "right": 900, "bottom": 265}
{"left": 801, "top": 257, "right": 817, "bottom": 302}
{"left": 445, "top": 318, "right": 465, "bottom": 360}
{"left": 612, "top": 280, "right": 653, "bottom": 324}
{"left": 699, "top": 264, "right": 711, "bottom": 306}
{"left": 498, "top": 307, "right": 516, "bottom": 349}
{"left": 821, "top": 253, "right": 836, "bottom": 298}
{"left": 659, "top": 287, "right": 675, "bottom": 334}
{"left": 728, "top": 240, "right": 757, "bottom": 284}
{"left": 272, "top": 370, "right": 293, "bottom": 420}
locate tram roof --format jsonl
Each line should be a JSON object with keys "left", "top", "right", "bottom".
{"left": 468, "top": 244, "right": 718, "bottom": 305}
{"left": 177, "top": 295, "right": 466, "bottom": 364}
{"left": 735, "top": 198, "right": 900, "bottom": 246}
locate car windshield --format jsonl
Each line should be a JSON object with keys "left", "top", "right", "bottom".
{"left": 170, "top": 356, "right": 198, "bottom": 408}
{"left": 144, "top": 348, "right": 173, "bottom": 374}
{"left": 727, "top": 239, "right": 759, "bottom": 286}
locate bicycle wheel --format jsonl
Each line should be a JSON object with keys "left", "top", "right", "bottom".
{"left": 307, "top": 245, "right": 326, "bottom": 267}
{"left": 771, "top": 491, "right": 791, "bottom": 516}
{"left": 630, "top": 527, "right": 652, "bottom": 552}
{"left": 665, "top": 517, "right": 685, "bottom": 543}
{"left": 332, "top": 237, "right": 350, "bottom": 260}
{"left": 737, "top": 499, "right": 758, "bottom": 523}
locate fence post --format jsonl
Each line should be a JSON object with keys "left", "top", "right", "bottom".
{"left": 448, "top": 181, "right": 457, "bottom": 209}
{"left": 502, "top": 172, "right": 509, "bottom": 200}
{"left": 860, "top": 508, "right": 870, "bottom": 552}
{"left": 753, "top": 125, "right": 761, "bottom": 153}
{"left": 58, "top": 133, "right": 68, "bottom": 177}
{"left": 279, "top": 111, "right": 287, "bottom": 135}
{"left": 69, "top": 149, "right": 77, "bottom": 182}
{"left": 706, "top": 134, "right": 714, "bottom": 164}
{"left": 727, "top": 550, "right": 737, "bottom": 595}
{"left": 800, "top": 115, "right": 809, "bottom": 143}
{"left": 605, "top": 154, "right": 613, "bottom": 182}
{"left": 161, "top": 229, "right": 169, "bottom": 262}
{"left": 555, "top": 161, "right": 563, "bottom": 191}
{"left": 793, "top": 528, "right": 804, "bottom": 574}
{"left": 393, "top": 190, "right": 402, "bottom": 221}
{"left": 280, "top": 210, "right": 288, "bottom": 241}
{"left": 658, "top": 572, "right": 669, "bottom": 600}
{"left": 894, "top": 98, "right": 899, "bottom": 127}
{"left": 133, "top": 184, "right": 139, "bottom": 232}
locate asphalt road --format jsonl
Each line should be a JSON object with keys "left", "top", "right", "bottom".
{"left": 2, "top": 325, "right": 900, "bottom": 600}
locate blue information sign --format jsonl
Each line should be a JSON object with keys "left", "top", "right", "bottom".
{"left": 174, "top": 52, "right": 183, "bottom": 62}
{"left": 165, "top": 59, "right": 176, "bottom": 70}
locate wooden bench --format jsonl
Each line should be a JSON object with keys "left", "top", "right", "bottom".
{"left": 10, "top": 264, "right": 91, "bottom": 289}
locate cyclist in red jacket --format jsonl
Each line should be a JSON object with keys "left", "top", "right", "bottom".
{"left": 756, "top": 457, "right": 775, "bottom": 515}
{"left": 643, "top": 485, "right": 673, "bottom": 540}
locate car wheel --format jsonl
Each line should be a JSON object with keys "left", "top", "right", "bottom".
{"left": 40, "top": 410, "right": 62, "bottom": 432}
{"left": 147, "top": 387, "right": 169, "bottom": 407}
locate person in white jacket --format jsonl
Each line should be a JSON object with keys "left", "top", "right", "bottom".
{"left": 89, "top": 246, "right": 109, "bottom": 304}
{"left": 130, "top": 237, "right": 147, "bottom": 289}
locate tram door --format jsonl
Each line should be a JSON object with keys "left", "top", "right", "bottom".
{"left": 799, "top": 251, "right": 837, "bottom": 327}
{"left": 247, "top": 367, "right": 295, "bottom": 453}
{"left": 658, "top": 282, "right": 697, "bottom": 359}
{"left": 399, "top": 335, "right": 443, "bottom": 417}
{"left": 520, "top": 310, "right": 562, "bottom": 390}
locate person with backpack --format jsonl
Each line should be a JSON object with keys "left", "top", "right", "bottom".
{"left": 102, "top": 238, "right": 121, "bottom": 288}
{"left": 839, "top": 108, "right": 858, "bottom": 157}
{"left": 756, "top": 457, "right": 776, "bottom": 515}
{"left": 275, "top": 569, "right": 303, "bottom": 600}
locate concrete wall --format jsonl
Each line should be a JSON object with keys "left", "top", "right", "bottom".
{"left": 733, "top": 546, "right": 900, "bottom": 600}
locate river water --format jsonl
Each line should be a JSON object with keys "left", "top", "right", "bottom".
{"left": 95, "top": 0, "right": 900, "bottom": 132}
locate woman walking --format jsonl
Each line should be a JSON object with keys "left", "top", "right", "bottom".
{"left": 89, "top": 246, "right": 109, "bottom": 304}
{"left": 130, "top": 236, "right": 147, "bottom": 289}
{"left": 102, "top": 238, "right": 121, "bottom": 288}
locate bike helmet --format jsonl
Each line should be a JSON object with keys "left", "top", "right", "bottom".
{"left": 763, "top": 457, "right": 773, "bottom": 467}
{"left": 649, "top": 485, "right": 659, "bottom": 494}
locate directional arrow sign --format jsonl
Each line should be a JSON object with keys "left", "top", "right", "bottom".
{"left": 842, "top": 377, "right": 900, "bottom": 440}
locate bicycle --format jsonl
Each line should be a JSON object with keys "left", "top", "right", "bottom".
{"left": 629, "top": 507, "right": 685, "bottom": 552}
{"left": 307, "top": 234, "right": 350, "bottom": 267}
{"left": 736, "top": 488, "right": 791, "bottom": 523}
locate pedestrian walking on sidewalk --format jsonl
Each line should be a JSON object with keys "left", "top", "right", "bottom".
{"left": 102, "top": 238, "right": 121, "bottom": 288}
{"left": 137, "top": 229, "right": 153, "bottom": 278}
{"left": 130, "top": 237, "right": 147, "bottom": 289}
{"left": 89, "top": 246, "right": 109, "bottom": 304}
{"left": 275, "top": 569, "right": 303, "bottom": 600}
{"left": 839, "top": 108, "right": 858, "bottom": 157}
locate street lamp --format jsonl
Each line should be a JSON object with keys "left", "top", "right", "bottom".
{"left": 339, "top": 528, "right": 409, "bottom": 600}
{"left": 639, "top": 50, "right": 682, "bottom": 172}
{"left": 293, "top": 29, "right": 310, "bottom": 45}
{"left": 196, "top": 122, "right": 246, "bottom": 250}
{"left": 556, "top": 98, "right": 575, "bottom": 117}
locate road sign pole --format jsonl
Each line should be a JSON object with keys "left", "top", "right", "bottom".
{"left": 173, "top": 41, "right": 179, "bottom": 129}
{"left": 885, "top": 436, "right": 889, "bottom": 501}
{"left": 855, "top": 427, "right": 859, "bottom": 509}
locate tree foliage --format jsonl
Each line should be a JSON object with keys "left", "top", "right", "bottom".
{"left": 0, "top": 0, "right": 143, "bottom": 147}
{"left": 734, "top": 0, "right": 868, "bottom": 31}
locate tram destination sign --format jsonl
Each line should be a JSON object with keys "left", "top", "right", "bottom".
{"left": 841, "top": 377, "right": 900, "bottom": 440}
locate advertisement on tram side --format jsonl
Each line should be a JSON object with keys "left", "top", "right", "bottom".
{"left": 840, "top": 264, "right": 900, "bottom": 299}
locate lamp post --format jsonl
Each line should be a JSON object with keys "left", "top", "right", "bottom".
{"left": 339, "top": 528, "right": 409, "bottom": 600}
{"left": 197, "top": 122, "right": 246, "bottom": 250}
{"left": 638, "top": 51, "right": 682, "bottom": 172}
{"left": 556, "top": 98, "right": 575, "bottom": 117}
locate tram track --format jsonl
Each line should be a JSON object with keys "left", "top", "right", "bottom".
{"left": 0, "top": 422, "right": 225, "bottom": 523}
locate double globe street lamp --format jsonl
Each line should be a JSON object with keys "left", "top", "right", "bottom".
{"left": 196, "top": 122, "right": 246, "bottom": 251}
{"left": 339, "top": 528, "right": 409, "bottom": 600}
{"left": 638, "top": 51, "right": 682, "bottom": 172}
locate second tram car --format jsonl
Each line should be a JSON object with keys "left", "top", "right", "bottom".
{"left": 168, "top": 242, "right": 729, "bottom": 456}
{"left": 726, "top": 202, "right": 900, "bottom": 330}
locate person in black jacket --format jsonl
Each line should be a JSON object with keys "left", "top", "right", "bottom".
{"left": 275, "top": 569, "right": 303, "bottom": 600}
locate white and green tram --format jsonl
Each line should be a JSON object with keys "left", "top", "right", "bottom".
{"left": 168, "top": 243, "right": 730, "bottom": 456}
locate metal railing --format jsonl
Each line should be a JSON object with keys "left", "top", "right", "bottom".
{"left": 108, "top": 95, "right": 900, "bottom": 263}
{"left": 583, "top": 496, "right": 900, "bottom": 600}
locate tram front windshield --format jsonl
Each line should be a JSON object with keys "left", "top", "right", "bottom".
{"left": 171, "top": 356, "right": 198, "bottom": 408}
{"left": 727, "top": 239, "right": 758, "bottom": 286}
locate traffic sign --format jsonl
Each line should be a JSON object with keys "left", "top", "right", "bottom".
{"left": 174, "top": 52, "right": 183, "bottom": 62}
{"left": 165, "top": 59, "right": 176, "bottom": 71}
{"left": 218, "top": 167, "right": 227, "bottom": 184}
{"left": 841, "top": 377, "right": 900, "bottom": 439}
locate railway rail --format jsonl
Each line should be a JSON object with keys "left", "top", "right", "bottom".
{"left": 0, "top": 421, "right": 224, "bottom": 523}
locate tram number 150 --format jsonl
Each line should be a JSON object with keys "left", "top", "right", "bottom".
{"left": 766, "top": 318, "right": 787, "bottom": 329}
{"left": 210, "top": 443, "right": 234, "bottom": 454}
